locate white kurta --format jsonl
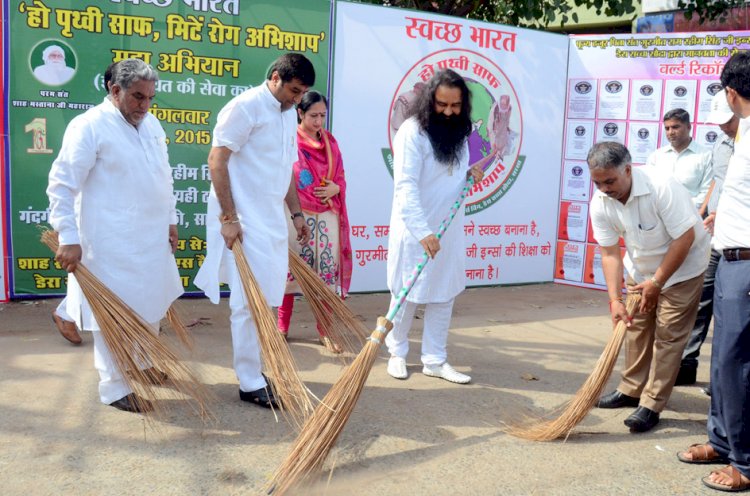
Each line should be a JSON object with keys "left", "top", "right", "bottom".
{"left": 387, "top": 117, "right": 468, "bottom": 304}
{"left": 195, "top": 82, "right": 297, "bottom": 307}
{"left": 47, "top": 98, "right": 183, "bottom": 330}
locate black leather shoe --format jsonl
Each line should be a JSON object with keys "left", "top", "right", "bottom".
{"left": 624, "top": 406, "right": 660, "bottom": 432}
{"left": 597, "top": 390, "right": 640, "bottom": 409}
{"left": 675, "top": 366, "right": 697, "bottom": 386}
{"left": 239, "top": 384, "right": 279, "bottom": 409}
{"left": 109, "top": 393, "right": 153, "bottom": 413}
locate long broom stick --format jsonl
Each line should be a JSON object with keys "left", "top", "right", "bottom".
{"left": 508, "top": 292, "right": 641, "bottom": 441}
{"left": 231, "top": 241, "right": 314, "bottom": 430}
{"left": 41, "top": 230, "right": 213, "bottom": 421}
{"left": 267, "top": 172, "right": 478, "bottom": 495}
{"left": 165, "top": 303, "right": 194, "bottom": 351}
{"left": 287, "top": 248, "right": 369, "bottom": 355}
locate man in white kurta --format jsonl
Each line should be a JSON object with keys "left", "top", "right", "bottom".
{"left": 194, "top": 53, "right": 314, "bottom": 408}
{"left": 385, "top": 69, "right": 484, "bottom": 385}
{"left": 47, "top": 59, "right": 183, "bottom": 412}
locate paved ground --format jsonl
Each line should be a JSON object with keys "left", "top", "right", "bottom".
{"left": 0, "top": 283, "right": 719, "bottom": 495}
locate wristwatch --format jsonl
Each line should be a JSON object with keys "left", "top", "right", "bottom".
{"left": 291, "top": 212, "right": 304, "bottom": 221}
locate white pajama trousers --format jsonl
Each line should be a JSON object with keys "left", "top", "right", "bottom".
{"left": 228, "top": 263, "right": 267, "bottom": 393}
{"left": 385, "top": 297, "right": 455, "bottom": 366}
{"left": 92, "top": 321, "right": 159, "bottom": 404}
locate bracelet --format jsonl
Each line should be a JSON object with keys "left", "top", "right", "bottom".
{"left": 291, "top": 212, "right": 304, "bottom": 221}
{"left": 649, "top": 276, "right": 663, "bottom": 289}
{"left": 221, "top": 219, "right": 240, "bottom": 225}
{"left": 608, "top": 297, "right": 623, "bottom": 311}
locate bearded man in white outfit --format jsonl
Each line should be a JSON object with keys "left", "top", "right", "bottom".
{"left": 47, "top": 59, "right": 183, "bottom": 413}
{"left": 386, "top": 69, "right": 485, "bottom": 384}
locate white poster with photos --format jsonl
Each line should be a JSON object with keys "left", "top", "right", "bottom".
{"left": 663, "top": 79, "right": 698, "bottom": 116}
{"left": 597, "top": 79, "right": 630, "bottom": 120}
{"left": 694, "top": 124, "right": 722, "bottom": 150}
{"left": 595, "top": 120, "right": 627, "bottom": 144}
{"left": 627, "top": 121, "right": 660, "bottom": 164}
{"left": 561, "top": 161, "right": 591, "bottom": 202}
{"left": 564, "top": 120, "right": 595, "bottom": 160}
{"left": 629, "top": 79, "right": 663, "bottom": 121}
{"left": 567, "top": 79, "right": 597, "bottom": 119}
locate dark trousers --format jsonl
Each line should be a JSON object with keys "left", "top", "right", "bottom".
{"left": 681, "top": 249, "right": 721, "bottom": 370}
{"left": 707, "top": 257, "right": 750, "bottom": 478}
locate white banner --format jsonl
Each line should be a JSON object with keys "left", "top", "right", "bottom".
{"left": 331, "top": 1, "right": 569, "bottom": 292}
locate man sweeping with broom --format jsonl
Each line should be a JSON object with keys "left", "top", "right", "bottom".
{"left": 46, "top": 58, "right": 184, "bottom": 413}
{"left": 385, "top": 69, "right": 486, "bottom": 384}
{"left": 194, "top": 53, "right": 314, "bottom": 409}
{"left": 588, "top": 141, "right": 709, "bottom": 432}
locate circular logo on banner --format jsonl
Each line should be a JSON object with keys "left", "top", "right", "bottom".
{"left": 640, "top": 85, "right": 654, "bottom": 96}
{"left": 603, "top": 123, "right": 618, "bottom": 136}
{"left": 706, "top": 130, "right": 718, "bottom": 143}
{"left": 575, "top": 126, "right": 586, "bottom": 136}
{"left": 674, "top": 86, "right": 688, "bottom": 97}
{"left": 388, "top": 49, "right": 523, "bottom": 215}
{"left": 707, "top": 82, "right": 723, "bottom": 96}
{"left": 575, "top": 81, "right": 592, "bottom": 94}
{"left": 572, "top": 165, "right": 583, "bottom": 177}
{"left": 605, "top": 81, "right": 622, "bottom": 93}
{"left": 638, "top": 128, "right": 650, "bottom": 139}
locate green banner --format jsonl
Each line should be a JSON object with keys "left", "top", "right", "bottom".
{"left": 8, "top": 0, "right": 332, "bottom": 296}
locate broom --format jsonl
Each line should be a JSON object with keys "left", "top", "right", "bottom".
{"left": 164, "top": 303, "right": 194, "bottom": 351}
{"left": 231, "top": 241, "right": 314, "bottom": 429}
{"left": 267, "top": 170, "right": 480, "bottom": 495}
{"left": 508, "top": 292, "right": 641, "bottom": 441}
{"left": 41, "top": 230, "right": 213, "bottom": 420}
{"left": 287, "top": 248, "right": 369, "bottom": 355}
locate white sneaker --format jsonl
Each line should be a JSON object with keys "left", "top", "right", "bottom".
{"left": 387, "top": 356, "right": 408, "bottom": 379}
{"left": 422, "top": 362, "right": 471, "bottom": 384}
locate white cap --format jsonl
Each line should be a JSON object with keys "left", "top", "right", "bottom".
{"left": 706, "top": 89, "right": 734, "bottom": 125}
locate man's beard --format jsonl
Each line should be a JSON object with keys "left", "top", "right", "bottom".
{"left": 425, "top": 112, "right": 469, "bottom": 167}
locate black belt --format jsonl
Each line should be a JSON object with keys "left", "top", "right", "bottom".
{"left": 723, "top": 248, "right": 750, "bottom": 262}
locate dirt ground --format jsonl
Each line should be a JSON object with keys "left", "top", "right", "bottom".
{"left": 0, "top": 283, "right": 718, "bottom": 495}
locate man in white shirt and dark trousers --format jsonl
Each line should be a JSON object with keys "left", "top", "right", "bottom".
{"left": 646, "top": 108, "right": 713, "bottom": 210}
{"left": 675, "top": 90, "right": 739, "bottom": 388}
{"left": 677, "top": 52, "right": 750, "bottom": 492}
{"left": 385, "top": 69, "right": 484, "bottom": 384}
{"left": 194, "top": 54, "right": 312, "bottom": 409}
{"left": 588, "top": 141, "right": 709, "bottom": 433}
{"left": 47, "top": 59, "right": 183, "bottom": 413}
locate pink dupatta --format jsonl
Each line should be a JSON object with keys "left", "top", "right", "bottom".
{"left": 293, "top": 127, "right": 353, "bottom": 296}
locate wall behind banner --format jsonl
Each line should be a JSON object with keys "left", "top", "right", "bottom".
{"left": 5, "top": 0, "right": 331, "bottom": 297}
{"left": 331, "top": 1, "right": 569, "bottom": 292}
{"left": 555, "top": 31, "right": 750, "bottom": 290}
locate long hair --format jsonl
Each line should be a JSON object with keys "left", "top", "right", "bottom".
{"left": 408, "top": 69, "right": 472, "bottom": 166}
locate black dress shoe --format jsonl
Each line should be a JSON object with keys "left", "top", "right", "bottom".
{"left": 675, "top": 366, "right": 697, "bottom": 386}
{"left": 597, "top": 390, "right": 640, "bottom": 409}
{"left": 239, "top": 385, "right": 279, "bottom": 409}
{"left": 624, "top": 406, "right": 660, "bottom": 432}
{"left": 109, "top": 393, "right": 152, "bottom": 413}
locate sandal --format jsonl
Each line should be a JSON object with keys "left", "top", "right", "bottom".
{"left": 678, "top": 443, "right": 728, "bottom": 464}
{"left": 319, "top": 335, "right": 343, "bottom": 354}
{"left": 239, "top": 386, "right": 278, "bottom": 409}
{"left": 703, "top": 465, "right": 750, "bottom": 492}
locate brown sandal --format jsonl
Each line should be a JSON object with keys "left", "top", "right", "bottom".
{"left": 702, "top": 465, "right": 750, "bottom": 492}
{"left": 677, "top": 443, "right": 728, "bottom": 464}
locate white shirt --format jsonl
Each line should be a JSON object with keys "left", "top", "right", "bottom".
{"left": 387, "top": 117, "right": 468, "bottom": 303}
{"left": 47, "top": 97, "right": 183, "bottom": 329}
{"left": 646, "top": 139, "right": 713, "bottom": 209}
{"left": 590, "top": 167, "right": 710, "bottom": 288}
{"left": 714, "top": 116, "right": 750, "bottom": 250}
{"left": 195, "top": 82, "right": 297, "bottom": 307}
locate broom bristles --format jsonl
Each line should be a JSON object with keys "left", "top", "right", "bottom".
{"left": 288, "top": 249, "right": 369, "bottom": 356}
{"left": 165, "top": 303, "right": 194, "bottom": 351}
{"left": 508, "top": 293, "right": 641, "bottom": 441}
{"left": 231, "top": 242, "right": 314, "bottom": 429}
{"left": 267, "top": 316, "right": 393, "bottom": 495}
{"left": 41, "top": 230, "right": 214, "bottom": 422}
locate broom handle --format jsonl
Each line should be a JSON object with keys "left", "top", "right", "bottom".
{"left": 386, "top": 175, "right": 477, "bottom": 322}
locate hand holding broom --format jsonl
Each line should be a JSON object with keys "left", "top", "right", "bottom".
{"left": 508, "top": 292, "right": 641, "bottom": 441}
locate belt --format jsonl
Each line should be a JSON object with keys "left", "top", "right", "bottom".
{"left": 723, "top": 248, "right": 750, "bottom": 262}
